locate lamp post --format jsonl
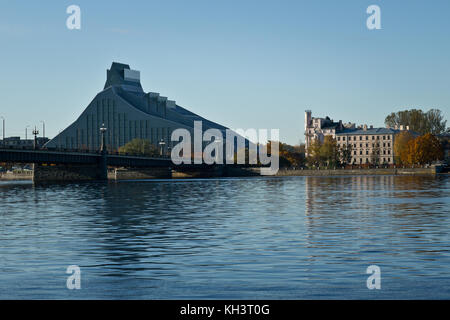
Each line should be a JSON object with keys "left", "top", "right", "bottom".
{"left": 25, "top": 125, "right": 30, "bottom": 141}
{"left": 32, "top": 126, "right": 39, "bottom": 150}
{"left": 99, "top": 124, "right": 108, "bottom": 180}
{"left": 40, "top": 120, "right": 45, "bottom": 138}
{"left": 100, "top": 123, "right": 107, "bottom": 154}
{"left": 0, "top": 116, "right": 4, "bottom": 146}
{"left": 159, "top": 139, "right": 166, "bottom": 156}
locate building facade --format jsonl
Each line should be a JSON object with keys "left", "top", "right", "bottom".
{"left": 45, "top": 62, "right": 230, "bottom": 152}
{"left": 304, "top": 110, "right": 411, "bottom": 165}
{"left": 304, "top": 110, "right": 349, "bottom": 157}
{"left": 336, "top": 126, "right": 397, "bottom": 165}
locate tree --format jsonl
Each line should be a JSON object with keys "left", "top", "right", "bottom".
{"left": 339, "top": 144, "right": 353, "bottom": 166}
{"left": 118, "top": 138, "right": 159, "bottom": 156}
{"left": 279, "top": 143, "right": 305, "bottom": 168}
{"left": 370, "top": 143, "right": 381, "bottom": 166}
{"left": 320, "top": 136, "right": 339, "bottom": 168}
{"left": 426, "top": 109, "right": 447, "bottom": 135}
{"left": 394, "top": 131, "right": 414, "bottom": 165}
{"left": 385, "top": 108, "right": 447, "bottom": 135}
{"left": 403, "top": 133, "right": 443, "bottom": 165}
{"left": 307, "top": 139, "right": 323, "bottom": 167}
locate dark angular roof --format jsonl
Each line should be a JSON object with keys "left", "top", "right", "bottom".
{"left": 336, "top": 127, "right": 400, "bottom": 135}
{"left": 104, "top": 62, "right": 144, "bottom": 92}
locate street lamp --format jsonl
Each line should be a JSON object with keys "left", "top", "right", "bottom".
{"left": 0, "top": 116, "right": 4, "bottom": 146}
{"left": 25, "top": 125, "right": 31, "bottom": 141}
{"left": 100, "top": 123, "right": 107, "bottom": 153}
{"left": 40, "top": 120, "right": 45, "bottom": 138}
{"left": 159, "top": 139, "right": 166, "bottom": 156}
{"left": 32, "top": 126, "right": 39, "bottom": 150}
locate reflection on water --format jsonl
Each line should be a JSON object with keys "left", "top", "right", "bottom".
{"left": 0, "top": 175, "right": 449, "bottom": 299}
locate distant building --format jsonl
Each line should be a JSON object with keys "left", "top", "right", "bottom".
{"left": 304, "top": 110, "right": 412, "bottom": 165}
{"left": 304, "top": 110, "right": 346, "bottom": 157}
{"left": 45, "top": 62, "right": 232, "bottom": 152}
{"left": 437, "top": 133, "right": 450, "bottom": 163}
{"left": 336, "top": 126, "right": 397, "bottom": 165}
{"left": 1, "top": 137, "right": 49, "bottom": 148}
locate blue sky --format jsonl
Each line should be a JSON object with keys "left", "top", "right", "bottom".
{"left": 0, "top": 0, "right": 449, "bottom": 145}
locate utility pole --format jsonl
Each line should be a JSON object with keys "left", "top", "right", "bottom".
{"left": 99, "top": 123, "right": 108, "bottom": 180}
{"left": 40, "top": 120, "right": 45, "bottom": 138}
{"left": 25, "top": 125, "right": 30, "bottom": 141}
{"left": 159, "top": 139, "right": 166, "bottom": 156}
{"left": 0, "top": 116, "right": 4, "bottom": 146}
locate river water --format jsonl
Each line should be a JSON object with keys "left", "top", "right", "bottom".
{"left": 0, "top": 175, "right": 449, "bottom": 299}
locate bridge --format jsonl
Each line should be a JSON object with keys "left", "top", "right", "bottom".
{"left": 0, "top": 147, "right": 258, "bottom": 183}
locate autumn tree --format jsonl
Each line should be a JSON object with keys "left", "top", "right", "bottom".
{"left": 307, "top": 139, "right": 323, "bottom": 167}
{"left": 394, "top": 131, "right": 414, "bottom": 165}
{"left": 279, "top": 143, "right": 305, "bottom": 168}
{"left": 118, "top": 138, "right": 159, "bottom": 156}
{"left": 405, "top": 133, "right": 443, "bottom": 165}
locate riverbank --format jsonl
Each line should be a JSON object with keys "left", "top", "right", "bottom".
{"left": 1, "top": 166, "right": 446, "bottom": 181}
{"left": 275, "top": 167, "right": 444, "bottom": 177}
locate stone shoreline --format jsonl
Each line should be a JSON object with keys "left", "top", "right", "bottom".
{"left": 0, "top": 166, "right": 446, "bottom": 182}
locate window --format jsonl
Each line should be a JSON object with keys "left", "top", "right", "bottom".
{"left": 354, "top": 151, "right": 356, "bottom": 155}
{"left": 366, "top": 143, "right": 368, "bottom": 147}
{"left": 377, "top": 136, "right": 379, "bottom": 140}
{"left": 388, "top": 150, "right": 391, "bottom": 155}
{"left": 366, "top": 150, "right": 369, "bottom": 155}
{"left": 388, "top": 143, "right": 390, "bottom": 147}
{"left": 383, "top": 136, "right": 386, "bottom": 140}
{"left": 360, "top": 151, "right": 362, "bottom": 155}
{"left": 337, "top": 137, "right": 340, "bottom": 141}
{"left": 388, "top": 158, "right": 390, "bottom": 162}
{"left": 365, "top": 136, "right": 368, "bottom": 140}
{"left": 343, "top": 137, "right": 346, "bottom": 141}
{"left": 359, "top": 136, "right": 362, "bottom": 140}
{"left": 372, "top": 136, "right": 375, "bottom": 140}
{"left": 383, "top": 143, "right": 385, "bottom": 147}
{"left": 360, "top": 143, "right": 362, "bottom": 148}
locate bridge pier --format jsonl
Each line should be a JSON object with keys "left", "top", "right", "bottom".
{"left": 32, "top": 163, "right": 106, "bottom": 183}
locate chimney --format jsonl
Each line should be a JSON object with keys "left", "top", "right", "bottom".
{"left": 363, "top": 124, "right": 367, "bottom": 131}
{"left": 400, "top": 125, "right": 404, "bottom": 130}
{"left": 394, "top": 125, "right": 398, "bottom": 130}
{"left": 370, "top": 125, "right": 373, "bottom": 129}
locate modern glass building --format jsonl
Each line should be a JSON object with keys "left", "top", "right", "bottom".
{"left": 45, "top": 62, "right": 229, "bottom": 152}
